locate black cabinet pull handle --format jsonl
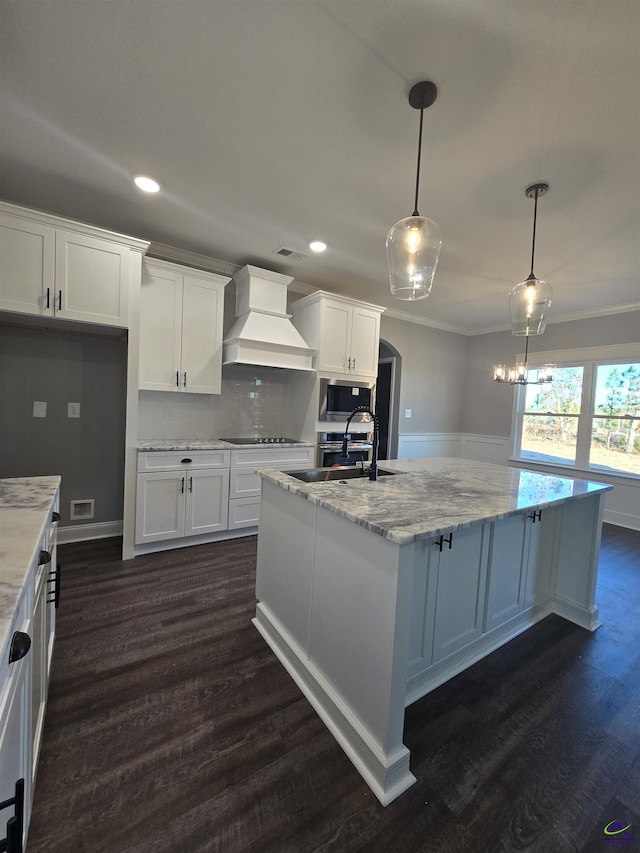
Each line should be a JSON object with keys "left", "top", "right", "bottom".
{"left": 183, "top": 372, "right": 187, "bottom": 388}
{"left": 58, "top": 290, "right": 62, "bottom": 311}
{"left": 46, "top": 287, "right": 50, "bottom": 309}
{"left": 176, "top": 371, "right": 179, "bottom": 387}
{"left": 47, "top": 564, "right": 62, "bottom": 609}
{"left": 9, "top": 632, "right": 31, "bottom": 664}
{"left": 51, "top": 510, "right": 61, "bottom": 523}
{"left": 181, "top": 458, "right": 192, "bottom": 464}
{"left": 181, "top": 477, "right": 185, "bottom": 494}
{"left": 0, "top": 777, "right": 25, "bottom": 853}
{"left": 434, "top": 533, "right": 453, "bottom": 552}
{"left": 189, "top": 477, "right": 193, "bottom": 493}
{"left": 528, "top": 510, "right": 542, "bottom": 523}
{"left": 38, "top": 549, "right": 51, "bottom": 566}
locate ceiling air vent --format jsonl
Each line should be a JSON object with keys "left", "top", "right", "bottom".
{"left": 274, "top": 247, "right": 308, "bottom": 262}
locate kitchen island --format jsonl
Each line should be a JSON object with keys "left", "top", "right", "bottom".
{"left": 254, "top": 457, "right": 612, "bottom": 805}
{"left": 0, "top": 476, "right": 61, "bottom": 850}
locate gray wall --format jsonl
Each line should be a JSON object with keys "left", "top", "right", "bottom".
{"left": 0, "top": 323, "right": 127, "bottom": 525}
{"left": 462, "top": 310, "right": 640, "bottom": 437}
{"left": 380, "top": 315, "right": 468, "bottom": 434}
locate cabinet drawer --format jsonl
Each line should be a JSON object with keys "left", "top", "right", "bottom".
{"left": 229, "top": 469, "right": 261, "bottom": 500}
{"left": 0, "top": 586, "right": 31, "bottom": 717}
{"left": 228, "top": 497, "right": 261, "bottom": 530}
{"left": 137, "top": 450, "right": 231, "bottom": 472}
{"left": 230, "top": 446, "right": 314, "bottom": 468}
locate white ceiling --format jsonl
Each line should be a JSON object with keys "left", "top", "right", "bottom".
{"left": 1, "top": 0, "right": 638, "bottom": 334}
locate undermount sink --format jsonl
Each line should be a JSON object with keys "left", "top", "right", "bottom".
{"left": 287, "top": 466, "right": 398, "bottom": 483}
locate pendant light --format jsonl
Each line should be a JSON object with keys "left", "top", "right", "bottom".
{"left": 509, "top": 182, "right": 553, "bottom": 335}
{"left": 386, "top": 81, "right": 442, "bottom": 301}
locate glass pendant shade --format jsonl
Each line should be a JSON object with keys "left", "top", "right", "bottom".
{"left": 386, "top": 215, "right": 442, "bottom": 300}
{"left": 509, "top": 277, "right": 553, "bottom": 336}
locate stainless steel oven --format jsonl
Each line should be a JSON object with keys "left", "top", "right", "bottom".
{"left": 319, "top": 378, "right": 375, "bottom": 422}
{"left": 317, "top": 432, "right": 373, "bottom": 468}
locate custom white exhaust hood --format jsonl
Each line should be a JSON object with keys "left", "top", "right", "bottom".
{"left": 223, "top": 265, "right": 315, "bottom": 371}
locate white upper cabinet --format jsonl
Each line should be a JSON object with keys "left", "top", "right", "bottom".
{"left": 139, "top": 258, "right": 229, "bottom": 395}
{"left": 291, "top": 291, "right": 384, "bottom": 379}
{"left": 0, "top": 202, "right": 148, "bottom": 328}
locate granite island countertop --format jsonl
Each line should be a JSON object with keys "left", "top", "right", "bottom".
{"left": 137, "top": 439, "right": 314, "bottom": 451}
{"left": 0, "top": 476, "right": 61, "bottom": 665}
{"left": 258, "top": 457, "right": 612, "bottom": 545}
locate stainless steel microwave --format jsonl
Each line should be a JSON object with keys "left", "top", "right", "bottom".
{"left": 319, "top": 378, "right": 375, "bottom": 421}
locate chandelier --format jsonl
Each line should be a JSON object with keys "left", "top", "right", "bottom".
{"left": 493, "top": 333, "right": 554, "bottom": 385}
{"left": 386, "top": 81, "right": 442, "bottom": 301}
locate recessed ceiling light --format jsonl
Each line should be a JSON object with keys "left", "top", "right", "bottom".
{"left": 134, "top": 175, "right": 160, "bottom": 193}
{"left": 309, "top": 240, "right": 327, "bottom": 253}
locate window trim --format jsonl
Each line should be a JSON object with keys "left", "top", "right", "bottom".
{"left": 510, "top": 342, "right": 640, "bottom": 480}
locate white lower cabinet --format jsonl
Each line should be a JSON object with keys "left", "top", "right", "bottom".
{"left": 228, "top": 446, "right": 315, "bottom": 531}
{"left": 135, "top": 452, "right": 231, "bottom": 544}
{"left": 407, "top": 509, "right": 558, "bottom": 690}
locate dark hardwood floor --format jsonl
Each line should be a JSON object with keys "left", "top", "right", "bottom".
{"left": 27, "top": 524, "right": 639, "bottom": 852}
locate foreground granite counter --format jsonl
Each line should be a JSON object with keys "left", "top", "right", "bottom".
{"left": 137, "top": 439, "right": 314, "bottom": 451}
{"left": 0, "top": 476, "right": 61, "bottom": 678}
{"left": 254, "top": 457, "right": 611, "bottom": 806}
{"left": 258, "top": 457, "right": 611, "bottom": 544}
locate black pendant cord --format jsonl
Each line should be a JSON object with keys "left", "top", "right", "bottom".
{"left": 412, "top": 108, "right": 424, "bottom": 217}
{"left": 524, "top": 333, "right": 530, "bottom": 367}
{"left": 529, "top": 190, "right": 539, "bottom": 279}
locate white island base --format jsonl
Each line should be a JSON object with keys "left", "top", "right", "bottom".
{"left": 254, "top": 460, "right": 610, "bottom": 805}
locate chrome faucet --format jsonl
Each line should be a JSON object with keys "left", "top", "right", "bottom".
{"left": 342, "top": 406, "right": 379, "bottom": 481}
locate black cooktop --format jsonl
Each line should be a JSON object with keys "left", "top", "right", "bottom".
{"left": 221, "top": 437, "right": 301, "bottom": 445}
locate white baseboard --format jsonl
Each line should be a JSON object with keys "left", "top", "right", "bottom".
{"left": 57, "top": 520, "right": 123, "bottom": 544}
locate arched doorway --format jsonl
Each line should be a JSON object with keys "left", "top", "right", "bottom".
{"left": 377, "top": 340, "right": 401, "bottom": 460}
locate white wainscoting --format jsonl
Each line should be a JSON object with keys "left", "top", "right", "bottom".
{"left": 396, "top": 433, "right": 639, "bottom": 531}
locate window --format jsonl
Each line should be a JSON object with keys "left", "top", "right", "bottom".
{"left": 514, "top": 351, "right": 640, "bottom": 478}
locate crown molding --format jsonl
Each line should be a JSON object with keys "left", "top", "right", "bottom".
{"left": 467, "top": 301, "right": 640, "bottom": 336}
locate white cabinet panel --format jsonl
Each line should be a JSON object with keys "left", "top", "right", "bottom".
{"left": 319, "top": 301, "right": 351, "bottom": 373}
{"left": 185, "top": 469, "right": 229, "bottom": 535}
{"left": 432, "top": 525, "right": 488, "bottom": 663}
{"left": 138, "top": 264, "right": 183, "bottom": 391}
{"left": 55, "top": 231, "right": 129, "bottom": 326}
{"left": 180, "top": 276, "right": 224, "bottom": 394}
{"left": 525, "top": 508, "right": 557, "bottom": 607}
{"left": 350, "top": 306, "right": 381, "bottom": 377}
{"left": 135, "top": 472, "right": 186, "bottom": 543}
{"left": 0, "top": 214, "right": 55, "bottom": 316}
{"left": 484, "top": 514, "right": 528, "bottom": 632}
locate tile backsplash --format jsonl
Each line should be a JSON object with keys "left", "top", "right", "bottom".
{"left": 138, "top": 365, "right": 288, "bottom": 439}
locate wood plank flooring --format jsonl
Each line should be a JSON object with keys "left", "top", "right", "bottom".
{"left": 27, "top": 524, "right": 640, "bottom": 852}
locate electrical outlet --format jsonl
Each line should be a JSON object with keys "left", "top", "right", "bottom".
{"left": 33, "top": 401, "right": 47, "bottom": 418}
{"left": 68, "top": 402, "right": 81, "bottom": 418}
{"left": 405, "top": 409, "right": 412, "bottom": 418}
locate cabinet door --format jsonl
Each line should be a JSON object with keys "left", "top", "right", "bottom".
{"left": 524, "top": 508, "right": 556, "bottom": 607}
{"left": 180, "top": 276, "right": 224, "bottom": 394}
{"left": 135, "top": 472, "right": 186, "bottom": 543}
{"left": 350, "top": 305, "right": 380, "bottom": 378}
{"left": 484, "top": 514, "right": 528, "bottom": 633}
{"left": 139, "top": 264, "right": 183, "bottom": 391}
{"left": 0, "top": 214, "right": 55, "bottom": 316}
{"left": 185, "top": 469, "right": 229, "bottom": 535}
{"left": 55, "top": 231, "right": 130, "bottom": 327}
{"left": 432, "top": 526, "right": 488, "bottom": 663}
{"left": 317, "top": 300, "right": 351, "bottom": 374}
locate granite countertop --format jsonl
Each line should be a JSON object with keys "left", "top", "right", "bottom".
{"left": 258, "top": 457, "right": 612, "bottom": 545}
{"left": 0, "top": 476, "right": 61, "bottom": 664}
{"left": 137, "top": 439, "right": 314, "bottom": 451}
